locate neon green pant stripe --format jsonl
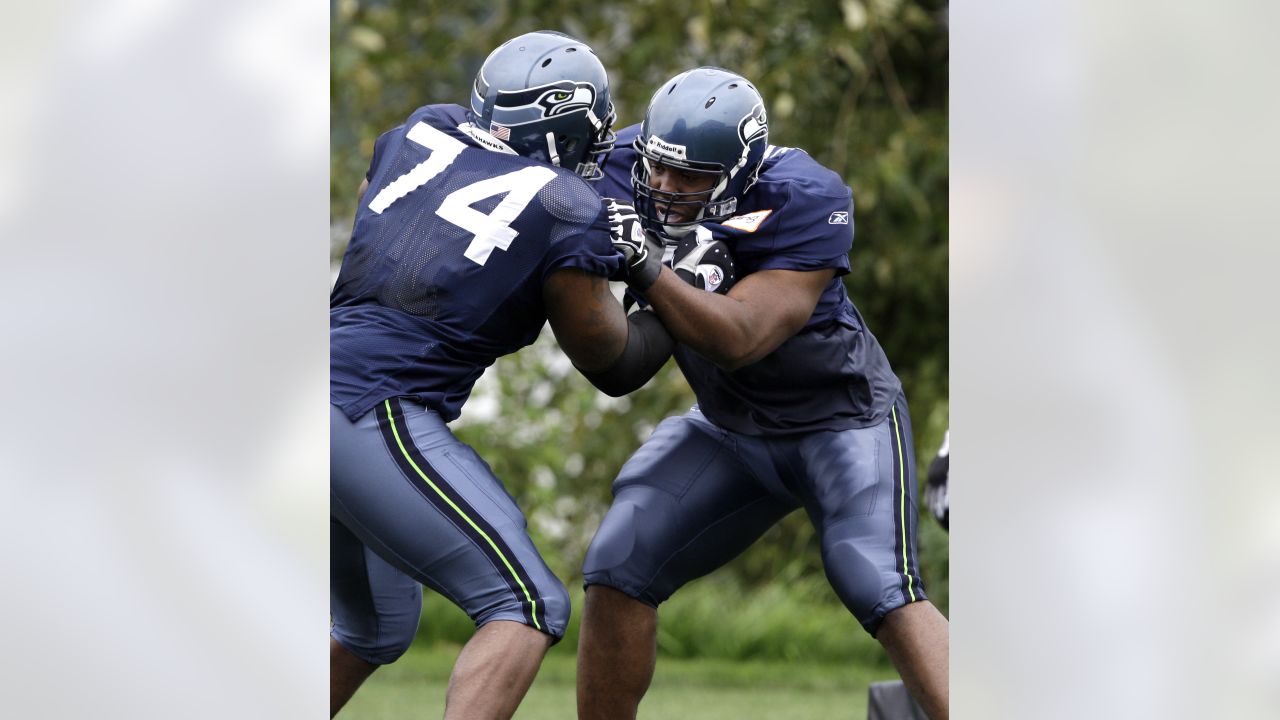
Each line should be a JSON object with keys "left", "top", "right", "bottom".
{"left": 892, "top": 406, "right": 917, "bottom": 602}
{"left": 383, "top": 400, "right": 541, "bottom": 630}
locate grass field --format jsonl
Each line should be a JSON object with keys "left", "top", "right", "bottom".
{"left": 341, "top": 640, "right": 901, "bottom": 719}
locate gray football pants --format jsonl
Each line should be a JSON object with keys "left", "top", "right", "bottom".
{"left": 330, "top": 399, "right": 568, "bottom": 664}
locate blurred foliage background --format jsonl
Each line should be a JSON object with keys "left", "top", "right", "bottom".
{"left": 332, "top": 0, "right": 948, "bottom": 659}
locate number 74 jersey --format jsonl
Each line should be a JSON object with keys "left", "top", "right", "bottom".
{"left": 331, "top": 104, "right": 622, "bottom": 423}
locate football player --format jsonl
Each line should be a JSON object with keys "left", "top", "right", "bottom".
{"left": 579, "top": 67, "right": 950, "bottom": 719}
{"left": 329, "top": 32, "right": 674, "bottom": 719}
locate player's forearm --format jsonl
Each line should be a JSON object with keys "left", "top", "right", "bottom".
{"left": 642, "top": 268, "right": 767, "bottom": 371}
{"left": 577, "top": 309, "right": 675, "bottom": 396}
{"left": 546, "top": 270, "right": 630, "bottom": 373}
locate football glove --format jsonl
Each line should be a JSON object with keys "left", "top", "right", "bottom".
{"left": 603, "top": 197, "right": 664, "bottom": 291}
{"left": 670, "top": 234, "right": 737, "bottom": 294}
{"left": 925, "top": 431, "right": 949, "bottom": 532}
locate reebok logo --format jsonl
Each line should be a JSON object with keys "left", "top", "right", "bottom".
{"left": 828, "top": 211, "right": 849, "bottom": 225}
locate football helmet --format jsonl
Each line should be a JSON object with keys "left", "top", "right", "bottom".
{"left": 632, "top": 67, "right": 769, "bottom": 237}
{"left": 469, "top": 31, "right": 616, "bottom": 180}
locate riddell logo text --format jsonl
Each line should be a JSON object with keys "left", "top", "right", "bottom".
{"left": 647, "top": 136, "right": 688, "bottom": 160}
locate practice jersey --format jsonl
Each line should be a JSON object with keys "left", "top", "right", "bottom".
{"left": 601, "top": 124, "right": 902, "bottom": 435}
{"left": 331, "top": 104, "right": 621, "bottom": 422}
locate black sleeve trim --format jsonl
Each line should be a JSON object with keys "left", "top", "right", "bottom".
{"left": 577, "top": 310, "right": 674, "bottom": 397}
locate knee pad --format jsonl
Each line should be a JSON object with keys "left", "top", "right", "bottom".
{"left": 822, "top": 533, "right": 926, "bottom": 636}
{"left": 540, "top": 580, "right": 571, "bottom": 640}
{"left": 331, "top": 596, "right": 421, "bottom": 665}
{"left": 822, "top": 536, "right": 891, "bottom": 623}
{"left": 581, "top": 492, "right": 672, "bottom": 607}
{"left": 475, "top": 576, "right": 572, "bottom": 642}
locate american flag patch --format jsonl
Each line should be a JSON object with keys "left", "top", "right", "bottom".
{"left": 490, "top": 124, "right": 511, "bottom": 141}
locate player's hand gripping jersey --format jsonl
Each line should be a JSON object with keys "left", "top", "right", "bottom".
{"left": 600, "top": 124, "right": 902, "bottom": 435}
{"left": 332, "top": 104, "right": 621, "bottom": 422}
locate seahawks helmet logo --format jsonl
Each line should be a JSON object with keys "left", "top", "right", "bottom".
{"left": 487, "top": 81, "right": 598, "bottom": 127}
{"left": 738, "top": 103, "right": 768, "bottom": 147}
{"left": 536, "top": 84, "right": 596, "bottom": 117}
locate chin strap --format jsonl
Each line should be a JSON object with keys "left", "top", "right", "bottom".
{"left": 545, "top": 132, "right": 560, "bottom": 167}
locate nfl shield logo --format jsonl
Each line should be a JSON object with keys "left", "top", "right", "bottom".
{"left": 699, "top": 265, "right": 724, "bottom": 292}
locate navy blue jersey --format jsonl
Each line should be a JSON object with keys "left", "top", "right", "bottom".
{"left": 332, "top": 104, "right": 622, "bottom": 422}
{"left": 602, "top": 124, "right": 902, "bottom": 435}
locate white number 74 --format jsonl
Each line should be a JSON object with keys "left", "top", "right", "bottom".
{"left": 368, "top": 122, "right": 555, "bottom": 266}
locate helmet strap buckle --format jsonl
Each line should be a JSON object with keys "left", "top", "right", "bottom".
{"left": 544, "top": 132, "right": 561, "bottom": 167}
{"left": 706, "top": 197, "right": 737, "bottom": 217}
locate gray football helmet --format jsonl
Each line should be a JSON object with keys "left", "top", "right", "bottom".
{"left": 469, "top": 31, "right": 616, "bottom": 180}
{"left": 632, "top": 67, "right": 769, "bottom": 236}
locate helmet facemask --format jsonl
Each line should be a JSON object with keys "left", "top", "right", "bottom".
{"left": 631, "top": 148, "right": 735, "bottom": 238}
{"left": 575, "top": 102, "right": 617, "bottom": 180}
